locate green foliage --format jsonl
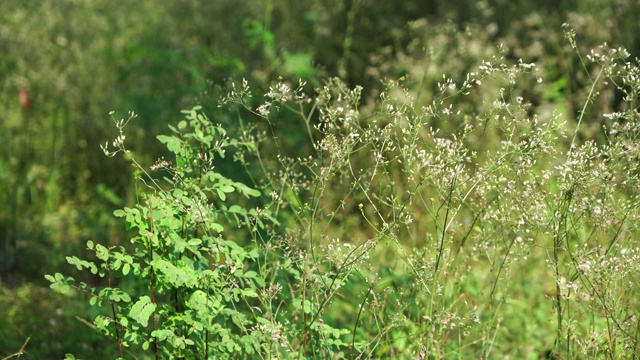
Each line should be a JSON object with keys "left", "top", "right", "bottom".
{"left": 4, "top": 1, "right": 640, "bottom": 359}
{"left": 45, "top": 28, "right": 640, "bottom": 356}
{"left": 199, "top": 33, "right": 640, "bottom": 357}
{"left": 47, "top": 109, "right": 259, "bottom": 358}
{"left": 46, "top": 106, "right": 358, "bottom": 358}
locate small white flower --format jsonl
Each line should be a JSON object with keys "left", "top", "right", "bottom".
{"left": 257, "top": 102, "right": 271, "bottom": 117}
{"left": 578, "top": 263, "right": 590, "bottom": 273}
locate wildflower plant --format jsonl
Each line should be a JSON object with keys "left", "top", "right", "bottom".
{"left": 240, "top": 28, "right": 640, "bottom": 357}
{"left": 46, "top": 26, "right": 640, "bottom": 359}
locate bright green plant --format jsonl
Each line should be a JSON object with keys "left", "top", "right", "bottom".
{"left": 48, "top": 108, "right": 271, "bottom": 358}
{"left": 45, "top": 103, "right": 361, "bottom": 359}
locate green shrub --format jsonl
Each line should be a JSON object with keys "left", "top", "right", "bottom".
{"left": 46, "top": 104, "right": 358, "bottom": 359}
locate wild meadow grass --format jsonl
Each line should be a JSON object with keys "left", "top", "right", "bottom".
{"left": 41, "top": 25, "right": 640, "bottom": 359}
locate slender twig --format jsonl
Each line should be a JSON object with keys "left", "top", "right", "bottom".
{"left": 148, "top": 210, "right": 159, "bottom": 360}
{"left": 1, "top": 336, "right": 30, "bottom": 360}
{"left": 553, "top": 187, "right": 573, "bottom": 350}
{"left": 105, "top": 259, "right": 123, "bottom": 358}
{"left": 352, "top": 282, "right": 373, "bottom": 359}
{"left": 489, "top": 231, "right": 516, "bottom": 301}
{"left": 434, "top": 176, "right": 456, "bottom": 274}
{"left": 569, "top": 67, "right": 604, "bottom": 154}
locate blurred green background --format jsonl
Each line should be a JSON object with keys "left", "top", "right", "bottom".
{"left": 1, "top": 0, "right": 639, "bottom": 358}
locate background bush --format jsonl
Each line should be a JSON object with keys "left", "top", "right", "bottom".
{"left": 2, "top": 0, "right": 640, "bottom": 358}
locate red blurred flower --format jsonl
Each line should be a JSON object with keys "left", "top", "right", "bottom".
{"left": 19, "top": 88, "right": 31, "bottom": 109}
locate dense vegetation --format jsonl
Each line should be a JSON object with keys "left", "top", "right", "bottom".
{"left": 2, "top": 1, "right": 640, "bottom": 358}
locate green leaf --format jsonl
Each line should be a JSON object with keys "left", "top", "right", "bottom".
{"left": 157, "top": 135, "right": 183, "bottom": 155}
{"left": 129, "top": 296, "right": 156, "bottom": 327}
{"left": 188, "top": 238, "right": 202, "bottom": 246}
{"left": 228, "top": 205, "right": 245, "bottom": 214}
{"left": 46, "top": 273, "right": 76, "bottom": 294}
{"left": 293, "top": 299, "right": 312, "bottom": 314}
{"left": 95, "top": 244, "right": 110, "bottom": 261}
{"left": 235, "top": 183, "right": 260, "bottom": 198}
{"left": 153, "top": 259, "right": 197, "bottom": 287}
{"left": 186, "top": 290, "right": 209, "bottom": 312}
{"left": 66, "top": 256, "right": 96, "bottom": 272}
{"left": 241, "top": 288, "right": 258, "bottom": 298}
{"left": 194, "top": 125, "right": 204, "bottom": 140}
{"left": 122, "top": 263, "right": 131, "bottom": 275}
{"left": 94, "top": 315, "right": 112, "bottom": 332}
{"left": 112, "top": 258, "right": 122, "bottom": 270}
{"left": 243, "top": 270, "right": 258, "bottom": 279}
{"left": 99, "top": 287, "right": 131, "bottom": 303}
{"left": 151, "top": 209, "right": 165, "bottom": 219}
{"left": 150, "top": 329, "right": 173, "bottom": 342}
{"left": 219, "top": 184, "right": 235, "bottom": 193}
{"left": 207, "top": 222, "right": 224, "bottom": 233}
